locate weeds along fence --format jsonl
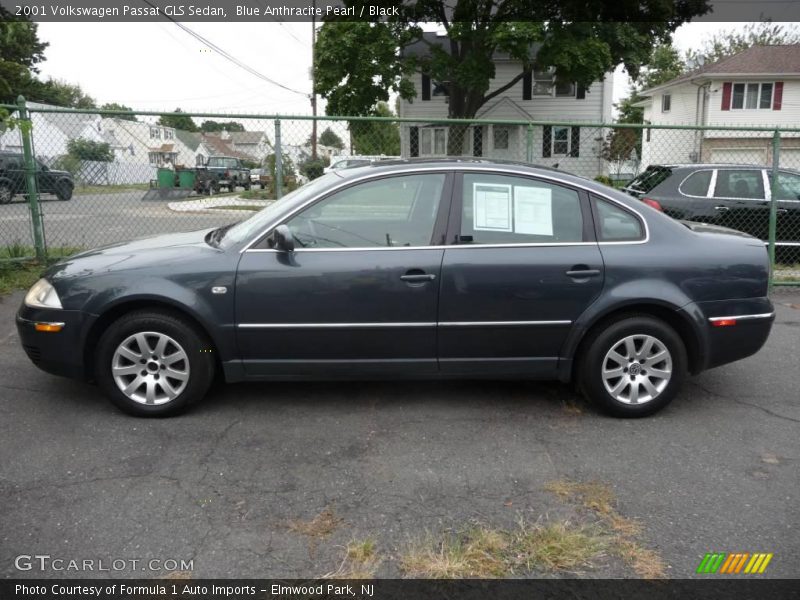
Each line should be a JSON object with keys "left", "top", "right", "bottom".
{"left": 1, "top": 97, "right": 798, "bottom": 287}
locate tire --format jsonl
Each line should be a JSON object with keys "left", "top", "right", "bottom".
{"left": 55, "top": 181, "right": 73, "bottom": 201}
{"left": 578, "top": 315, "right": 687, "bottom": 418}
{"left": 95, "top": 310, "right": 215, "bottom": 417}
{"left": 0, "top": 183, "right": 13, "bottom": 204}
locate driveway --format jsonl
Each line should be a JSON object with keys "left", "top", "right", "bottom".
{"left": 0, "top": 289, "right": 798, "bottom": 579}
{"left": 0, "top": 193, "right": 234, "bottom": 250}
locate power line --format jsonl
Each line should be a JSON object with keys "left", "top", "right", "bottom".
{"left": 141, "top": 0, "right": 308, "bottom": 97}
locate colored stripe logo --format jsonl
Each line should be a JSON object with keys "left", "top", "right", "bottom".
{"left": 697, "top": 552, "right": 773, "bottom": 574}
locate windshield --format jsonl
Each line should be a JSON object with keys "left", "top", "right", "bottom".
{"left": 218, "top": 172, "right": 343, "bottom": 249}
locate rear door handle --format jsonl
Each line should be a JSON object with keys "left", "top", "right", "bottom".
{"left": 776, "top": 208, "right": 788, "bottom": 215}
{"left": 400, "top": 273, "right": 436, "bottom": 282}
{"left": 714, "top": 205, "right": 730, "bottom": 212}
{"left": 565, "top": 269, "right": 601, "bottom": 278}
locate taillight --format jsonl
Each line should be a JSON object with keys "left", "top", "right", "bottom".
{"left": 642, "top": 197, "right": 663, "bottom": 211}
{"left": 225, "top": 170, "right": 230, "bottom": 178}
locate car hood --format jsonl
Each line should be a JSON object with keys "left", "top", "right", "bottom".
{"left": 45, "top": 228, "right": 219, "bottom": 281}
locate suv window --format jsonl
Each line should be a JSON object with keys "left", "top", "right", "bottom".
{"left": 714, "top": 169, "right": 764, "bottom": 199}
{"left": 284, "top": 173, "right": 445, "bottom": 248}
{"left": 679, "top": 170, "right": 713, "bottom": 196}
{"left": 625, "top": 166, "right": 672, "bottom": 194}
{"left": 460, "top": 173, "right": 583, "bottom": 244}
{"left": 593, "top": 197, "right": 644, "bottom": 241}
{"left": 775, "top": 172, "right": 800, "bottom": 201}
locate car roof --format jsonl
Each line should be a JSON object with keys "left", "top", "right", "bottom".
{"left": 647, "top": 163, "right": 799, "bottom": 172}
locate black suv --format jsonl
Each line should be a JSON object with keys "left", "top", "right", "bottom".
{"left": 623, "top": 164, "right": 800, "bottom": 257}
{"left": 0, "top": 152, "right": 74, "bottom": 204}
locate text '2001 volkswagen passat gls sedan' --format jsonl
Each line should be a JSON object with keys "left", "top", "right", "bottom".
{"left": 17, "top": 159, "right": 774, "bottom": 418}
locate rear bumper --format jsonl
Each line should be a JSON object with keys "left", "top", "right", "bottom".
{"left": 684, "top": 297, "right": 774, "bottom": 371}
{"left": 16, "top": 304, "right": 94, "bottom": 381}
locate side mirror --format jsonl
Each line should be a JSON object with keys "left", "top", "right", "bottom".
{"left": 273, "top": 224, "right": 295, "bottom": 252}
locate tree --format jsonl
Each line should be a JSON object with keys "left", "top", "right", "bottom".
{"left": 0, "top": 8, "right": 48, "bottom": 102}
{"left": 350, "top": 102, "right": 401, "bottom": 156}
{"left": 314, "top": 0, "right": 710, "bottom": 154}
{"left": 99, "top": 103, "right": 137, "bottom": 121}
{"left": 27, "top": 78, "right": 96, "bottom": 108}
{"left": 67, "top": 138, "right": 114, "bottom": 162}
{"left": 317, "top": 127, "right": 344, "bottom": 150}
{"left": 157, "top": 109, "right": 198, "bottom": 132}
{"left": 686, "top": 22, "right": 800, "bottom": 67}
{"left": 200, "top": 120, "right": 245, "bottom": 132}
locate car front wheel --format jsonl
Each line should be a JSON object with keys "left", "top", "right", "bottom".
{"left": 55, "top": 182, "right": 73, "bottom": 201}
{"left": 579, "top": 316, "right": 687, "bottom": 418}
{"left": 95, "top": 310, "right": 215, "bottom": 417}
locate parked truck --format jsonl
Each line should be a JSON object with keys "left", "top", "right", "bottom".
{"left": 194, "top": 156, "right": 251, "bottom": 194}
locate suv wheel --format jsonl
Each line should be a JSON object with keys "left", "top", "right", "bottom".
{"left": 55, "top": 181, "right": 73, "bottom": 201}
{"left": 95, "top": 310, "right": 215, "bottom": 417}
{"left": 579, "top": 315, "right": 687, "bottom": 418}
{"left": 0, "top": 183, "right": 12, "bottom": 204}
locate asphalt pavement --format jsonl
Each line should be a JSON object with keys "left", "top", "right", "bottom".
{"left": 0, "top": 289, "right": 798, "bottom": 579}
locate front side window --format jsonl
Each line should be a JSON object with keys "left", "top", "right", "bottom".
{"left": 679, "top": 170, "right": 713, "bottom": 197}
{"left": 593, "top": 197, "right": 644, "bottom": 241}
{"left": 714, "top": 170, "right": 764, "bottom": 199}
{"left": 284, "top": 174, "right": 445, "bottom": 248}
{"left": 460, "top": 173, "right": 584, "bottom": 245}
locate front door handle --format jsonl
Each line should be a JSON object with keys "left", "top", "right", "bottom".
{"left": 776, "top": 208, "right": 788, "bottom": 215}
{"left": 401, "top": 270, "right": 436, "bottom": 283}
{"left": 714, "top": 205, "right": 730, "bottom": 212}
{"left": 565, "top": 269, "right": 601, "bottom": 278}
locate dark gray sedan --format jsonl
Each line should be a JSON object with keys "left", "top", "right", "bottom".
{"left": 17, "top": 159, "right": 774, "bottom": 417}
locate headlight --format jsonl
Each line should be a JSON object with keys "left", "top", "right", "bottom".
{"left": 24, "top": 278, "right": 63, "bottom": 309}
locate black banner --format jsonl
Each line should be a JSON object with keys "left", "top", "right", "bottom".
{"left": 3, "top": 579, "right": 800, "bottom": 600}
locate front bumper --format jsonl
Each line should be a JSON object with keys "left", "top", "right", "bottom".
{"left": 16, "top": 304, "right": 95, "bottom": 380}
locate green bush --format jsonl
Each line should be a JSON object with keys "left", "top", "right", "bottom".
{"left": 52, "top": 154, "right": 81, "bottom": 176}
{"left": 594, "top": 175, "right": 614, "bottom": 187}
{"left": 300, "top": 158, "right": 326, "bottom": 181}
{"left": 67, "top": 138, "right": 113, "bottom": 162}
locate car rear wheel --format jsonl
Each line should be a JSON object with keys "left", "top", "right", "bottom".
{"left": 0, "top": 183, "right": 12, "bottom": 204}
{"left": 95, "top": 310, "right": 215, "bottom": 417}
{"left": 579, "top": 316, "right": 687, "bottom": 418}
{"left": 55, "top": 182, "right": 73, "bottom": 201}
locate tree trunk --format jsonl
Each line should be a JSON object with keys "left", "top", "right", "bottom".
{"left": 445, "top": 88, "right": 484, "bottom": 156}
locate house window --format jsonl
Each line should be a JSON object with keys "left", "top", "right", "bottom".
{"left": 420, "top": 127, "right": 447, "bottom": 156}
{"left": 731, "top": 83, "right": 774, "bottom": 110}
{"left": 432, "top": 81, "right": 449, "bottom": 97}
{"left": 661, "top": 94, "right": 671, "bottom": 113}
{"left": 164, "top": 129, "right": 174, "bottom": 140}
{"left": 150, "top": 127, "right": 161, "bottom": 139}
{"left": 552, "top": 126, "right": 570, "bottom": 156}
{"left": 533, "top": 68, "right": 576, "bottom": 97}
{"left": 493, "top": 126, "right": 510, "bottom": 150}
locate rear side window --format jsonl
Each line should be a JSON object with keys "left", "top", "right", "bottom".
{"left": 626, "top": 166, "right": 672, "bottom": 194}
{"left": 679, "top": 170, "right": 713, "bottom": 196}
{"left": 593, "top": 197, "right": 644, "bottom": 242}
{"left": 460, "top": 173, "right": 584, "bottom": 244}
{"left": 714, "top": 170, "right": 764, "bottom": 199}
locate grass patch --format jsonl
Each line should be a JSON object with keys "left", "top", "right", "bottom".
{"left": 0, "top": 245, "right": 85, "bottom": 295}
{"left": 207, "top": 205, "right": 264, "bottom": 211}
{"left": 74, "top": 183, "right": 149, "bottom": 196}
{"left": 399, "top": 521, "right": 606, "bottom": 578}
{"left": 287, "top": 506, "right": 342, "bottom": 539}
{"left": 325, "top": 538, "right": 382, "bottom": 579}
{"left": 238, "top": 189, "right": 273, "bottom": 200}
{"left": 773, "top": 263, "right": 800, "bottom": 282}
{"left": 545, "top": 478, "right": 666, "bottom": 578}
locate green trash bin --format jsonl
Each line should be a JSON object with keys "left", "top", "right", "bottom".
{"left": 177, "top": 169, "right": 196, "bottom": 190}
{"left": 157, "top": 168, "right": 175, "bottom": 189}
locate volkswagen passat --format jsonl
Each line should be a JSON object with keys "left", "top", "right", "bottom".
{"left": 17, "top": 159, "right": 774, "bottom": 417}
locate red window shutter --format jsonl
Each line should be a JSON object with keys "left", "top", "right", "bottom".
{"left": 773, "top": 81, "right": 783, "bottom": 110}
{"left": 721, "top": 82, "right": 732, "bottom": 110}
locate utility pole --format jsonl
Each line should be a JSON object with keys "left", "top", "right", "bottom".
{"left": 310, "top": 0, "right": 318, "bottom": 159}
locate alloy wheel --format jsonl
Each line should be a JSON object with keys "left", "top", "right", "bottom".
{"left": 601, "top": 334, "right": 673, "bottom": 404}
{"left": 111, "top": 331, "right": 190, "bottom": 405}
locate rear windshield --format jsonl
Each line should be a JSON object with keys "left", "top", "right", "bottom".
{"left": 625, "top": 166, "right": 672, "bottom": 194}
{"left": 207, "top": 157, "right": 239, "bottom": 168}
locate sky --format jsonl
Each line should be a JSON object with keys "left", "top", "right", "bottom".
{"left": 31, "top": 21, "right": 776, "bottom": 119}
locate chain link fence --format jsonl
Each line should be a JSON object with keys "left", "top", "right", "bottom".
{"left": 1, "top": 99, "right": 798, "bottom": 286}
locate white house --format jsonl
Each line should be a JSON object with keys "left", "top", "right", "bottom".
{"left": 635, "top": 45, "right": 800, "bottom": 169}
{"left": 397, "top": 32, "right": 614, "bottom": 177}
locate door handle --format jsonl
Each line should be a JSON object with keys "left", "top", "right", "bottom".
{"left": 714, "top": 205, "right": 730, "bottom": 212}
{"left": 776, "top": 208, "right": 788, "bottom": 215}
{"left": 565, "top": 269, "right": 601, "bottom": 278}
{"left": 400, "top": 273, "right": 437, "bottom": 282}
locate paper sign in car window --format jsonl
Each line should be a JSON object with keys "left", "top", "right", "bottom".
{"left": 514, "top": 186, "right": 553, "bottom": 236}
{"left": 473, "top": 183, "right": 512, "bottom": 231}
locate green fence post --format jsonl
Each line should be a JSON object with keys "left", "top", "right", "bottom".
{"left": 768, "top": 129, "right": 780, "bottom": 291}
{"left": 17, "top": 95, "right": 45, "bottom": 261}
{"left": 274, "top": 119, "right": 283, "bottom": 200}
{"left": 526, "top": 123, "right": 533, "bottom": 163}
